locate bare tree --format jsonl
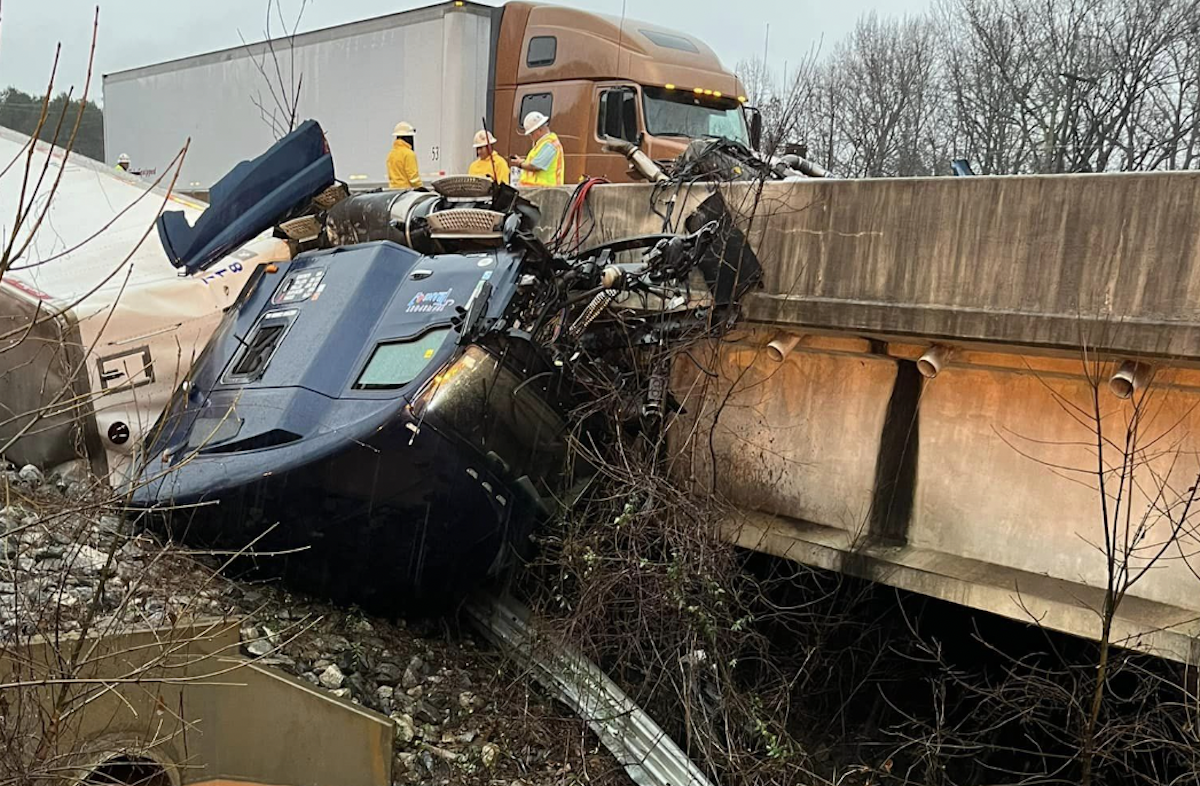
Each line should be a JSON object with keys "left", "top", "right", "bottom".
{"left": 240, "top": 0, "right": 309, "bottom": 140}
{"left": 814, "top": 13, "right": 946, "bottom": 177}
{"left": 742, "top": 0, "right": 1200, "bottom": 176}
{"left": 737, "top": 52, "right": 823, "bottom": 157}
{"left": 939, "top": 0, "right": 1200, "bottom": 173}
{"left": 1061, "top": 356, "right": 1200, "bottom": 784}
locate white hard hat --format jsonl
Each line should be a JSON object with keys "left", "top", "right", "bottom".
{"left": 521, "top": 111, "right": 549, "bottom": 135}
{"left": 393, "top": 121, "right": 416, "bottom": 137}
{"left": 117, "top": 153, "right": 131, "bottom": 163}
{"left": 472, "top": 129, "right": 498, "bottom": 148}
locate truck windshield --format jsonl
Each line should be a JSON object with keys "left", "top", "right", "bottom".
{"left": 642, "top": 86, "right": 748, "bottom": 146}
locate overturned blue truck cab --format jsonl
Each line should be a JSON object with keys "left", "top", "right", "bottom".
{"left": 129, "top": 120, "right": 759, "bottom": 607}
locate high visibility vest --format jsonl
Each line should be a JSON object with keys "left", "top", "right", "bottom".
{"left": 519, "top": 132, "right": 564, "bottom": 187}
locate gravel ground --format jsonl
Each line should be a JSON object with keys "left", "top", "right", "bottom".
{"left": 0, "top": 460, "right": 631, "bottom": 786}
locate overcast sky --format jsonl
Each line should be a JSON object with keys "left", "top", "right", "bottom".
{"left": 1, "top": 0, "right": 927, "bottom": 99}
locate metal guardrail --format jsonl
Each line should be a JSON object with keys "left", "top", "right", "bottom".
{"left": 465, "top": 594, "right": 717, "bottom": 786}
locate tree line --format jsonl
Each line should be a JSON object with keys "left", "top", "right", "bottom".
{"left": 740, "top": 0, "right": 1200, "bottom": 177}
{"left": 0, "top": 88, "right": 105, "bottom": 163}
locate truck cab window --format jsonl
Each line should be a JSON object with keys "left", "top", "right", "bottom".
{"left": 355, "top": 328, "right": 452, "bottom": 390}
{"left": 638, "top": 29, "right": 699, "bottom": 53}
{"left": 642, "top": 86, "right": 749, "bottom": 147}
{"left": 519, "top": 93, "right": 553, "bottom": 124}
{"left": 598, "top": 87, "right": 639, "bottom": 144}
{"left": 526, "top": 36, "right": 557, "bottom": 67}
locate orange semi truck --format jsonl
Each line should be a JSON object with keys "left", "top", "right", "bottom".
{"left": 103, "top": 1, "right": 759, "bottom": 193}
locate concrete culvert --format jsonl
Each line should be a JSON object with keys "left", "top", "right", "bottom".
{"left": 81, "top": 755, "right": 172, "bottom": 786}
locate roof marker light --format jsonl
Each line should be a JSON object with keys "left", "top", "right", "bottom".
{"left": 665, "top": 83, "right": 675, "bottom": 90}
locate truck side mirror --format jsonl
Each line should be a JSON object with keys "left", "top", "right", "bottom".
{"left": 621, "top": 90, "right": 638, "bottom": 145}
{"left": 747, "top": 108, "right": 763, "bottom": 152}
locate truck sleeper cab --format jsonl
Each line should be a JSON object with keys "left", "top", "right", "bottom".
{"left": 493, "top": 2, "right": 754, "bottom": 183}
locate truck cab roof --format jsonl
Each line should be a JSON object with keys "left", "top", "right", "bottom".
{"left": 499, "top": 2, "right": 743, "bottom": 98}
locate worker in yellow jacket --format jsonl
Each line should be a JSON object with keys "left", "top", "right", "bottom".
{"left": 510, "top": 112, "right": 564, "bottom": 187}
{"left": 467, "top": 130, "right": 508, "bottom": 182}
{"left": 387, "top": 121, "right": 422, "bottom": 189}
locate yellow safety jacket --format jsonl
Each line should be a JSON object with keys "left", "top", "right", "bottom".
{"left": 468, "top": 151, "right": 509, "bottom": 182}
{"left": 387, "top": 139, "right": 422, "bottom": 189}
{"left": 518, "top": 132, "right": 564, "bottom": 187}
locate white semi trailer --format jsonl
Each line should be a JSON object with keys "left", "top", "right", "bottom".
{"left": 104, "top": 2, "right": 492, "bottom": 193}
{"left": 102, "top": 1, "right": 753, "bottom": 194}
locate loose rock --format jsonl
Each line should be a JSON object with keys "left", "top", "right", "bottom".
{"left": 18, "top": 464, "right": 43, "bottom": 488}
{"left": 413, "top": 699, "right": 441, "bottom": 725}
{"left": 48, "top": 459, "right": 90, "bottom": 490}
{"left": 246, "top": 639, "right": 273, "bottom": 657}
{"left": 34, "top": 546, "right": 63, "bottom": 562}
{"left": 375, "top": 660, "right": 403, "bottom": 683}
{"left": 396, "top": 752, "right": 418, "bottom": 773}
{"left": 392, "top": 712, "right": 416, "bottom": 744}
{"left": 318, "top": 663, "right": 345, "bottom": 690}
{"left": 345, "top": 671, "right": 369, "bottom": 699}
{"left": 402, "top": 655, "right": 425, "bottom": 688}
{"left": 69, "top": 544, "right": 109, "bottom": 573}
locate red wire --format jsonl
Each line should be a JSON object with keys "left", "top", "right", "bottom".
{"left": 556, "top": 176, "right": 608, "bottom": 249}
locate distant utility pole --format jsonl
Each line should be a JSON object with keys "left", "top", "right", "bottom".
{"left": 763, "top": 23, "right": 770, "bottom": 64}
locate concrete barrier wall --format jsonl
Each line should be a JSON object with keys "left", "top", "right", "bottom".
{"left": 530, "top": 173, "right": 1200, "bottom": 358}
{"left": 534, "top": 174, "right": 1200, "bottom": 654}
{"left": 672, "top": 338, "right": 892, "bottom": 532}
{"left": 681, "top": 332, "right": 1200, "bottom": 617}
{"left": 914, "top": 358, "right": 1200, "bottom": 611}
